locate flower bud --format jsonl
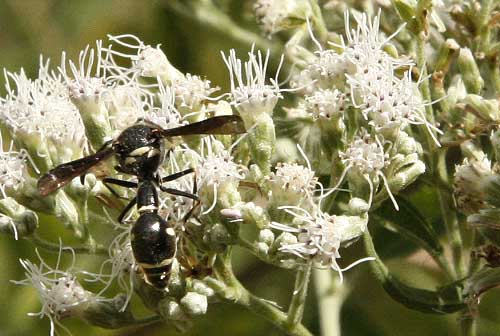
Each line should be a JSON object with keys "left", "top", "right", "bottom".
{"left": 254, "top": 0, "right": 312, "bottom": 36}
{"left": 158, "top": 298, "right": 188, "bottom": 321}
{"left": 274, "top": 138, "right": 300, "bottom": 163}
{"left": 458, "top": 48, "right": 484, "bottom": 94}
{"left": 270, "top": 232, "right": 298, "bottom": 256}
{"left": 462, "top": 94, "right": 499, "bottom": 121}
{"left": 454, "top": 158, "right": 493, "bottom": 215}
{"left": 393, "top": 0, "right": 416, "bottom": 25}
{"left": 388, "top": 160, "right": 426, "bottom": 194}
{"left": 347, "top": 197, "right": 370, "bottom": 215}
{"left": 256, "top": 242, "right": 270, "bottom": 255}
{"left": 137, "top": 46, "right": 183, "bottom": 83}
{"left": 248, "top": 114, "right": 276, "bottom": 175}
{"left": 180, "top": 292, "right": 208, "bottom": 316}
{"left": 0, "top": 198, "right": 38, "bottom": 239}
{"left": 434, "top": 39, "right": 460, "bottom": 72}
{"left": 69, "top": 173, "right": 97, "bottom": 198}
{"left": 259, "top": 228, "right": 275, "bottom": 246}
{"left": 54, "top": 191, "right": 83, "bottom": 238}
{"left": 237, "top": 202, "right": 270, "bottom": 229}
{"left": 205, "top": 223, "right": 232, "bottom": 250}
{"left": 382, "top": 43, "right": 400, "bottom": 59}
{"left": 491, "top": 130, "right": 500, "bottom": 162}
{"left": 70, "top": 93, "right": 112, "bottom": 150}
{"left": 191, "top": 280, "right": 216, "bottom": 299}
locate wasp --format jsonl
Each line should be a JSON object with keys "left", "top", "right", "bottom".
{"left": 38, "top": 115, "right": 245, "bottom": 289}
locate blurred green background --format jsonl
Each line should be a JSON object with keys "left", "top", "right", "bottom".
{"left": 0, "top": 1, "right": 499, "bottom": 335}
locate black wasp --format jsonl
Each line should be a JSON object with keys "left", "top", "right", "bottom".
{"left": 38, "top": 115, "right": 245, "bottom": 289}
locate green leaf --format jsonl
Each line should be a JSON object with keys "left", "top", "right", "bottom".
{"left": 373, "top": 196, "right": 443, "bottom": 257}
{"left": 363, "top": 230, "right": 465, "bottom": 314}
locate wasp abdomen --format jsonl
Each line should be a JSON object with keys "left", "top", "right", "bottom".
{"left": 131, "top": 212, "right": 176, "bottom": 289}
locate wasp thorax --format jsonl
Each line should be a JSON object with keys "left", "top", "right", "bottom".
{"left": 113, "top": 124, "right": 164, "bottom": 178}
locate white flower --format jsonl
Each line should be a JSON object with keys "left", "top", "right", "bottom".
{"left": 103, "top": 82, "right": 153, "bottom": 131}
{"left": 339, "top": 11, "right": 440, "bottom": 143}
{"left": 196, "top": 148, "right": 246, "bottom": 190}
{"left": 254, "top": 0, "right": 311, "bottom": 36}
{"left": 172, "top": 73, "right": 219, "bottom": 110}
{"left": 103, "top": 34, "right": 183, "bottom": 81}
{"left": 347, "top": 65, "right": 441, "bottom": 142}
{"left": 1, "top": 60, "right": 86, "bottom": 151}
{"left": 454, "top": 157, "right": 493, "bottom": 215}
{"left": 59, "top": 42, "right": 107, "bottom": 102}
{"left": 291, "top": 48, "right": 349, "bottom": 94}
{"left": 149, "top": 83, "right": 183, "bottom": 129}
{"left": 271, "top": 206, "right": 371, "bottom": 281}
{"left": 268, "top": 162, "right": 318, "bottom": 194}
{"left": 342, "top": 11, "right": 409, "bottom": 71}
{"left": 221, "top": 47, "right": 283, "bottom": 118}
{"left": 303, "top": 89, "right": 346, "bottom": 120}
{"left": 12, "top": 247, "right": 97, "bottom": 336}
{"left": 323, "top": 129, "right": 398, "bottom": 209}
{"left": 341, "top": 130, "right": 388, "bottom": 175}
{"left": 0, "top": 133, "right": 37, "bottom": 198}
{"left": 266, "top": 157, "right": 319, "bottom": 207}
{"left": 90, "top": 219, "right": 136, "bottom": 311}
{"left": 190, "top": 138, "right": 246, "bottom": 214}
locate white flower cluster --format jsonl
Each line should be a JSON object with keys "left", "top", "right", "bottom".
{"left": 0, "top": 7, "right": 436, "bottom": 333}
{"left": 0, "top": 134, "right": 33, "bottom": 198}
{"left": 13, "top": 248, "right": 98, "bottom": 336}
{"left": 271, "top": 204, "right": 371, "bottom": 281}
{"left": 282, "top": 11, "right": 429, "bottom": 211}
{"left": 0, "top": 34, "right": 251, "bottom": 332}
{"left": 1, "top": 61, "right": 86, "bottom": 155}
{"left": 222, "top": 47, "right": 283, "bottom": 119}
{"left": 253, "top": 0, "right": 312, "bottom": 36}
{"left": 292, "top": 11, "right": 433, "bottom": 135}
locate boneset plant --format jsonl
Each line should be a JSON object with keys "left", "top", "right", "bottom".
{"left": 0, "top": 0, "right": 499, "bottom": 335}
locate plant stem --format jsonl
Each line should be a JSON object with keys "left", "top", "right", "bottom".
{"left": 460, "top": 313, "right": 477, "bottom": 336}
{"left": 237, "top": 237, "right": 285, "bottom": 268}
{"left": 309, "top": 0, "right": 328, "bottom": 43}
{"left": 313, "top": 268, "right": 346, "bottom": 336}
{"left": 131, "top": 315, "right": 161, "bottom": 326}
{"left": 437, "top": 150, "right": 465, "bottom": 279}
{"left": 163, "top": 0, "right": 281, "bottom": 54}
{"left": 211, "top": 254, "right": 313, "bottom": 336}
{"left": 287, "top": 262, "right": 312, "bottom": 328}
{"left": 29, "top": 233, "right": 108, "bottom": 256}
{"left": 416, "top": 29, "right": 464, "bottom": 279}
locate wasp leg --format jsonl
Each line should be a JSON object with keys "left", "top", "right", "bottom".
{"left": 118, "top": 198, "right": 137, "bottom": 223}
{"left": 159, "top": 186, "right": 199, "bottom": 201}
{"left": 102, "top": 178, "right": 138, "bottom": 200}
{"left": 160, "top": 168, "right": 195, "bottom": 183}
{"left": 182, "top": 171, "right": 201, "bottom": 224}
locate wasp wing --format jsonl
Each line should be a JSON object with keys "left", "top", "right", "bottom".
{"left": 38, "top": 147, "right": 114, "bottom": 196}
{"left": 160, "top": 115, "right": 246, "bottom": 137}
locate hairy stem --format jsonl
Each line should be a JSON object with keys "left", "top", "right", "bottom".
{"left": 212, "top": 254, "right": 313, "bottom": 336}
{"left": 29, "top": 233, "right": 108, "bottom": 256}
{"left": 416, "top": 28, "right": 464, "bottom": 280}
{"left": 314, "top": 268, "right": 346, "bottom": 336}
{"left": 287, "top": 262, "right": 312, "bottom": 328}
{"left": 460, "top": 313, "right": 477, "bottom": 336}
{"left": 163, "top": 0, "right": 281, "bottom": 54}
